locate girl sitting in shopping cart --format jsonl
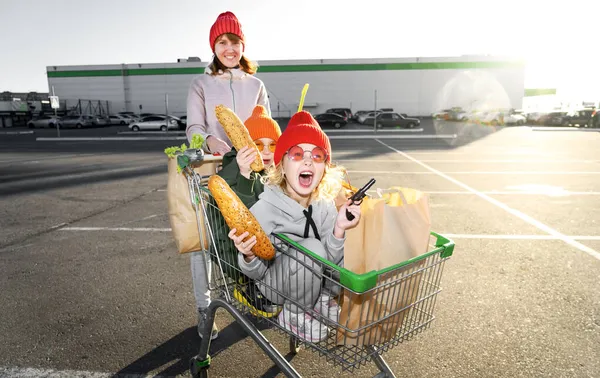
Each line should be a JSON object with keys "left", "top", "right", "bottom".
{"left": 228, "top": 111, "right": 361, "bottom": 342}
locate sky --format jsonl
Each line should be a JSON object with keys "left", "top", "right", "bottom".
{"left": 2, "top": 0, "right": 599, "bottom": 98}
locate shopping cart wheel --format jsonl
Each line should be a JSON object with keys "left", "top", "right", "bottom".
{"left": 289, "top": 335, "right": 301, "bottom": 354}
{"left": 190, "top": 356, "right": 210, "bottom": 378}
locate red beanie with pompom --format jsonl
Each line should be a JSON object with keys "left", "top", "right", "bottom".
{"left": 273, "top": 111, "right": 331, "bottom": 166}
{"left": 209, "top": 11, "right": 245, "bottom": 52}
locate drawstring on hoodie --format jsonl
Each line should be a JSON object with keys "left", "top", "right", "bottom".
{"left": 302, "top": 205, "right": 321, "bottom": 241}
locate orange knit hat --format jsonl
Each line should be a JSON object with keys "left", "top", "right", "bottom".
{"left": 244, "top": 105, "right": 281, "bottom": 142}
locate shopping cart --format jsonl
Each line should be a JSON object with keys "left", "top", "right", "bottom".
{"left": 177, "top": 151, "right": 455, "bottom": 378}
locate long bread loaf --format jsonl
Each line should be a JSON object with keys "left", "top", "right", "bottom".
{"left": 208, "top": 175, "right": 275, "bottom": 260}
{"left": 215, "top": 104, "right": 264, "bottom": 172}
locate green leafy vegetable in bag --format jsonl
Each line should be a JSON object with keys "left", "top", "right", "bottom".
{"left": 190, "top": 134, "right": 204, "bottom": 149}
{"left": 164, "top": 134, "right": 205, "bottom": 158}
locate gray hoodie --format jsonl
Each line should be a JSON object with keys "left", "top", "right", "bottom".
{"left": 237, "top": 185, "right": 345, "bottom": 310}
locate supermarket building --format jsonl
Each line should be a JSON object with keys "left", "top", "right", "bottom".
{"left": 46, "top": 55, "right": 526, "bottom": 118}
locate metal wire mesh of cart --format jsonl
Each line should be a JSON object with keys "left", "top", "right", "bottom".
{"left": 186, "top": 169, "right": 454, "bottom": 373}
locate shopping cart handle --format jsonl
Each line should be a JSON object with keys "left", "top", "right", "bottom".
{"left": 183, "top": 148, "right": 205, "bottom": 162}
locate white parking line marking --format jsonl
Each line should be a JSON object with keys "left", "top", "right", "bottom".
{"left": 59, "top": 226, "right": 600, "bottom": 242}
{"left": 326, "top": 128, "right": 424, "bottom": 133}
{"left": 0, "top": 366, "right": 152, "bottom": 378}
{"left": 339, "top": 159, "right": 600, "bottom": 163}
{"left": 0, "top": 130, "right": 34, "bottom": 135}
{"left": 61, "top": 227, "right": 171, "bottom": 232}
{"left": 349, "top": 170, "right": 600, "bottom": 175}
{"left": 532, "top": 127, "right": 600, "bottom": 132}
{"left": 50, "top": 222, "right": 68, "bottom": 230}
{"left": 376, "top": 139, "right": 600, "bottom": 261}
{"left": 36, "top": 134, "right": 456, "bottom": 142}
{"left": 37, "top": 137, "right": 186, "bottom": 141}
{"left": 117, "top": 131, "right": 185, "bottom": 135}
{"left": 0, "top": 154, "right": 88, "bottom": 164}
{"left": 364, "top": 190, "right": 600, "bottom": 196}
{"left": 442, "top": 234, "right": 600, "bottom": 241}
{"left": 402, "top": 151, "right": 568, "bottom": 157}
{"left": 328, "top": 134, "right": 457, "bottom": 140}
{"left": 429, "top": 191, "right": 600, "bottom": 195}
{"left": 140, "top": 214, "right": 158, "bottom": 220}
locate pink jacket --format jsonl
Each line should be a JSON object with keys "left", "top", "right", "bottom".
{"left": 185, "top": 66, "right": 270, "bottom": 150}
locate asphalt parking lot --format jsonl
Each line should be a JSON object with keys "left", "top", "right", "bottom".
{"left": 0, "top": 122, "right": 599, "bottom": 378}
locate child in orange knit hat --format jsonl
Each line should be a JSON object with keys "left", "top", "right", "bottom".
{"left": 215, "top": 105, "right": 282, "bottom": 317}
{"left": 217, "top": 104, "right": 281, "bottom": 207}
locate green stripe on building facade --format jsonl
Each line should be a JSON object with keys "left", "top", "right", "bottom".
{"left": 524, "top": 88, "right": 557, "bottom": 97}
{"left": 47, "top": 61, "right": 524, "bottom": 78}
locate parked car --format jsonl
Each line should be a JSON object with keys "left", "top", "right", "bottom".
{"left": 27, "top": 115, "right": 61, "bottom": 128}
{"left": 363, "top": 112, "right": 420, "bottom": 128}
{"left": 177, "top": 116, "right": 187, "bottom": 130}
{"left": 503, "top": 112, "right": 526, "bottom": 125}
{"left": 433, "top": 107, "right": 468, "bottom": 121}
{"left": 352, "top": 110, "right": 371, "bottom": 121}
{"left": 358, "top": 111, "right": 382, "bottom": 124}
{"left": 108, "top": 115, "right": 132, "bottom": 125}
{"left": 525, "top": 111, "right": 546, "bottom": 125}
{"left": 120, "top": 114, "right": 140, "bottom": 122}
{"left": 92, "top": 116, "right": 111, "bottom": 127}
{"left": 59, "top": 115, "right": 96, "bottom": 128}
{"left": 314, "top": 113, "right": 348, "bottom": 128}
{"left": 541, "top": 111, "right": 569, "bottom": 126}
{"left": 565, "top": 109, "right": 594, "bottom": 127}
{"left": 128, "top": 115, "right": 179, "bottom": 131}
{"left": 325, "top": 108, "right": 352, "bottom": 120}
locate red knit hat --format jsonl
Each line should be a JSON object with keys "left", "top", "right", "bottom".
{"left": 273, "top": 111, "right": 331, "bottom": 166}
{"left": 244, "top": 105, "right": 281, "bottom": 142}
{"left": 209, "top": 12, "right": 245, "bottom": 52}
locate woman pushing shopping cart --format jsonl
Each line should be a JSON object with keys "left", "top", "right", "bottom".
{"left": 172, "top": 110, "right": 455, "bottom": 378}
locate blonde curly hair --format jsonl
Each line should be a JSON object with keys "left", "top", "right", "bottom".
{"left": 261, "top": 160, "right": 346, "bottom": 203}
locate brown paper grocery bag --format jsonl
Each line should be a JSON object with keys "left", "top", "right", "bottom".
{"left": 166, "top": 156, "right": 221, "bottom": 254}
{"left": 337, "top": 187, "right": 431, "bottom": 346}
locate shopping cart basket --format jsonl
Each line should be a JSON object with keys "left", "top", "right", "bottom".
{"left": 177, "top": 152, "right": 455, "bottom": 378}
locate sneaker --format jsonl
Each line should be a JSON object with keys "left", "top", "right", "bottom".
{"left": 233, "top": 282, "right": 281, "bottom": 318}
{"left": 197, "top": 309, "right": 219, "bottom": 340}
{"left": 278, "top": 307, "right": 328, "bottom": 343}
{"left": 314, "top": 293, "right": 340, "bottom": 324}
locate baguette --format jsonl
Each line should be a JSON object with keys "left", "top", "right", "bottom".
{"left": 208, "top": 175, "right": 275, "bottom": 260}
{"left": 215, "top": 104, "right": 264, "bottom": 172}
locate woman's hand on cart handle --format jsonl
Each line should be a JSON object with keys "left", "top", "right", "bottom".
{"left": 207, "top": 135, "right": 232, "bottom": 156}
{"left": 228, "top": 228, "right": 257, "bottom": 262}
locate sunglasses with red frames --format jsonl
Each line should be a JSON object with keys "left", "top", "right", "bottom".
{"left": 254, "top": 140, "right": 276, "bottom": 152}
{"left": 286, "top": 145, "right": 328, "bottom": 163}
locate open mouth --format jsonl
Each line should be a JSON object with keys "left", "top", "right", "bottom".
{"left": 262, "top": 158, "right": 271, "bottom": 165}
{"left": 298, "top": 171, "right": 313, "bottom": 188}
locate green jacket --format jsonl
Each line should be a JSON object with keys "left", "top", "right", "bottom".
{"left": 217, "top": 148, "right": 265, "bottom": 209}
{"left": 210, "top": 148, "right": 266, "bottom": 281}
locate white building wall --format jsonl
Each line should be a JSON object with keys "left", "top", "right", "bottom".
{"left": 47, "top": 56, "right": 525, "bottom": 118}
{"left": 257, "top": 65, "right": 524, "bottom": 116}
